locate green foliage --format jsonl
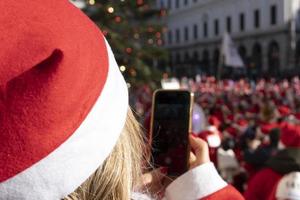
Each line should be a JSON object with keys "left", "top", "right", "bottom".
{"left": 82, "top": 0, "right": 168, "bottom": 85}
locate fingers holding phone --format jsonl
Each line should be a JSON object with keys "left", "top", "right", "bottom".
{"left": 189, "top": 135, "right": 210, "bottom": 169}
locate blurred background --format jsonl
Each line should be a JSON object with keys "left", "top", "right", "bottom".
{"left": 70, "top": 0, "right": 300, "bottom": 83}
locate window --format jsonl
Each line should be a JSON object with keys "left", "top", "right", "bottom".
{"left": 184, "top": 52, "right": 190, "bottom": 62}
{"left": 169, "top": 54, "right": 173, "bottom": 65}
{"left": 184, "top": 26, "right": 189, "bottom": 41}
{"left": 203, "top": 22, "right": 208, "bottom": 38}
{"left": 271, "top": 5, "right": 277, "bottom": 25}
{"left": 184, "top": 0, "right": 188, "bottom": 6}
{"left": 193, "top": 51, "right": 199, "bottom": 62}
{"left": 240, "top": 13, "right": 245, "bottom": 31}
{"left": 160, "top": 0, "right": 164, "bottom": 8}
{"left": 176, "top": 53, "right": 181, "bottom": 63}
{"left": 254, "top": 9, "right": 260, "bottom": 28}
{"left": 176, "top": 28, "right": 180, "bottom": 43}
{"left": 214, "top": 19, "right": 219, "bottom": 36}
{"left": 176, "top": 0, "right": 179, "bottom": 8}
{"left": 167, "top": 0, "right": 172, "bottom": 9}
{"left": 226, "top": 16, "right": 232, "bottom": 33}
{"left": 193, "top": 24, "right": 198, "bottom": 39}
{"left": 168, "top": 30, "right": 172, "bottom": 44}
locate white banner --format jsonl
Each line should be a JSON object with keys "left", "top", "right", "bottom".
{"left": 221, "top": 32, "right": 244, "bottom": 68}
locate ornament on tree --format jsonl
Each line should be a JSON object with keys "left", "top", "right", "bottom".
{"left": 155, "top": 32, "right": 161, "bottom": 38}
{"left": 147, "top": 39, "right": 154, "bottom": 44}
{"left": 133, "top": 33, "right": 140, "bottom": 39}
{"left": 115, "top": 16, "right": 122, "bottom": 23}
{"left": 119, "top": 65, "right": 126, "bottom": 72}
{"left": 126, "top": 47, "right": 133, "bottom": 54}
{"left": 88, "top": 0, "right": 95, "bottom": 5}
{"left": 136, "top": 0, "right": 144, "bottom": 6}
{"left": 157, "top": 39, "right": 163, "bottom": 46}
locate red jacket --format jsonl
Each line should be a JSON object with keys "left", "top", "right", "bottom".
{"left": 244, "top": 168, "right": 282, "bottom": 200}
{"left": 203, "top": 185, "right": 244, "bottom": 200}
{"left": 244, "top": 148, "right": 300, "bottom": 200}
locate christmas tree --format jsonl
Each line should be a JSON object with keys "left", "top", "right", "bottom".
{"left": 71, "top": 0, "right": 168, "bottom": 87}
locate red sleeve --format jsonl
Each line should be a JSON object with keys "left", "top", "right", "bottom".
{"left": 202, "top": 185, "right": 245, "bottom": 200}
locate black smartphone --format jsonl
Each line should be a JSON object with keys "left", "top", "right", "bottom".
{"left": 150, "top": 90, "right": 193, "bottom": 177}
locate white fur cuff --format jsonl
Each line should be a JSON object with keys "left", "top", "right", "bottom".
{"left": 164, "top": 162, "right": 227, "bottom": 200}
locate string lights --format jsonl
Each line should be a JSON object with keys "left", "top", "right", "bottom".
{"left": 88, "top": 0, "right": 95, "bottom": 5}
{"left": 107, "top": 7, "right": 114, "bottom": 13}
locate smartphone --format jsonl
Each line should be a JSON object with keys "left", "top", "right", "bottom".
{"left": 150, "top": 89, "right": 193, "bottom": 177}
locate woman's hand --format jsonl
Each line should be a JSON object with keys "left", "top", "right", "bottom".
{"left": 135, "top": 135, "right": 210, "bottom": 198}
{"left": 189, "top": 135, "right": 210, "bottom": 169}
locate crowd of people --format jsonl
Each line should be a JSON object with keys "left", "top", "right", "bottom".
{"left": 131, "top": 76, "right": 300, "bottom": 200}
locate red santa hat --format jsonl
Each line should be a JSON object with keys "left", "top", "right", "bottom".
{"left": 278, "top": 105, "right": 291, "bottom": 117}
{"left": 260, "top": 122, "right": 279, "bottom": 135}
{"left": 199, "top": 129, "right": 222, "bottom": 148}
{"left": 294, "top": 113, "right": 300, "bottom": 120}
{"left": 208, "top": 116, "right": 221, "bottom": 128}
{"left": 0, "top": 1, "right": 128, "bottom": 199}
{"left": 237, "top": 119, "right": 248, "bottom": 127}
{"left": 280, "top": 123, "right": 300, "bottom": 148}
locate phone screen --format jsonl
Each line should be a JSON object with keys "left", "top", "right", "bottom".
{"left": 151, "top": 90, "right": 192, "bottom": 177}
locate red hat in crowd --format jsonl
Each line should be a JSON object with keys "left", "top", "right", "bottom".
{"left": 237, "top": 119, "right": 248, "bottom": 127}
{"left": 227, "top": 114, "right": 234, "bottom": 122}
{"left": 260, "top": 122, "right": 279, "bottom": 135}
{"left": 208, "top": 116, "right": 221, "bottom": 128}
{"left": 198, "top": 129, "right": 221, "bottom": 148}
{"left": 278, "top": 105, "right": 291, "bottom": 116}
{"left": 280, "top": 123, "right": 300, "bottom": 148}
{"left": 247, "top": 107, "right": 259, "bottom": 115}
{"left": 0, "top": 1, "right": 128, "bottom": 199}
{"left": 294, "top": 113, "right": 300, "bottom": 120}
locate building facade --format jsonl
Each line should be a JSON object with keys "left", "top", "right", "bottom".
{"left": 158, "top": 0, "right": 300, "bottom": 77}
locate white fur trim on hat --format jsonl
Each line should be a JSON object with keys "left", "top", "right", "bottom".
{"left": 0, "top": 40, "right": 128, "bottom": 200}
{"left": 276, "top": 172, "right": 300, "bottom": 200}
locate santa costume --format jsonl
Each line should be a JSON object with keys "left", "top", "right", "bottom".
{"left": 244, "top": 123, "right": 300, "bottom": 200}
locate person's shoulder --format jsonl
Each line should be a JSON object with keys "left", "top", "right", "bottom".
{"left": 248, "top": 167, "right": 281, "bottom": 183}
{"left": 202, "top": 185, "right": 245, "bottom": 200}
{"left": 257, "top": 167, "right": 281, "bottom": 177}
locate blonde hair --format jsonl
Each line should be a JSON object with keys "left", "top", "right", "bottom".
{"left": 65, "top": 108, "right": 146, "bottom": 200}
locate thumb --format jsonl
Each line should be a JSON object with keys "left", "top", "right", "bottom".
{"left": 189, "top": 135, "right": 210, "bottom": 168}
